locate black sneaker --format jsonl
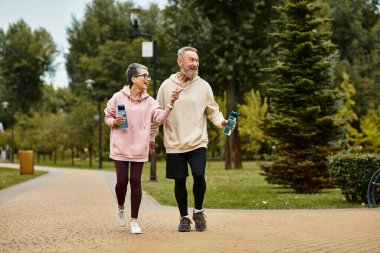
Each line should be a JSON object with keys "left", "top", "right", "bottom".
{"left": 178, "top": 217, "right": 192, "bottom": 232}
{"left": 192, "top": 210, "right": 207, "bottom": 232}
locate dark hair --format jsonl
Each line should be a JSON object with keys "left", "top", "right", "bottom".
{"left": 125, "top": 63, "right": 148, "bottom": 87}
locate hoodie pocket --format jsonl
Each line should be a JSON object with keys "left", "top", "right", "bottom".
{"left": 112, "top": 129, "right": 149, "bottom": 158}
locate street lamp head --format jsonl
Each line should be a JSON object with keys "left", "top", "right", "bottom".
{"left": 84, "top": 79, "right": 95, "bottom": 89}
{"left": 2, "top": 101, "right": 9, "bottom": 109}
{"left": 128, "top": 8, "right": 146, "bottom": 33}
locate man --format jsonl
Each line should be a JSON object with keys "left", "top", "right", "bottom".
{"left": 150, "top": 46, "right": 229, "bottom": 232}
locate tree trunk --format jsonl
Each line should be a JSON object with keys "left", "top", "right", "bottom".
{"left": 224, "top": 82, "right": 243, "bottom": 170}
{"left": 89, "top": 144, "right": 92, "bottom": 167}
{"left": 71, "top": 148, "right": 74, "bottom": 166}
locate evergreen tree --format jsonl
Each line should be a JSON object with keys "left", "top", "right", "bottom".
{"left": 261, "top": 0, "right": 343, "bottom": 193}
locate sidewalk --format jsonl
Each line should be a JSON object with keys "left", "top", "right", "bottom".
{"left": 0, "top": 163, "right": 379, "bottom": 253}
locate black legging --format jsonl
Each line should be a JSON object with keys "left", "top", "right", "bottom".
{"left": 174, "top": 175, "right": 206, "bottom": 217}
{"left": 115, "top": 161, "right": 143, "bottom": 219}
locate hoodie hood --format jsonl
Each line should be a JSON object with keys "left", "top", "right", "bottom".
{"left": 169, "top": 73, "right": 200, "bottom": 90}
{"left": 118, "top": 85, "right": 150, "bottom": 130}
{"left": 120, "top": 86, "right": 150, "bottom": 101}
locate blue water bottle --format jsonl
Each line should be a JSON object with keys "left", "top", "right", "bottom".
{"left": 223, "top": 111, "right": 239, "bottom": 136}
{"left": 117, "top": 104, "right": 128, "bottom": 130}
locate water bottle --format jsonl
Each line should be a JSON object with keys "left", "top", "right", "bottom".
{"left": 223, "top": 111, "right": 239, "bottom": 136}
{"left": 117, "top": 104, "right": 128, "bottom": 130}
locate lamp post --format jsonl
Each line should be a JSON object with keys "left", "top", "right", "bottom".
{"left": 128, "top": 8, "right": 157, "bottom": 181}
{"left": 1, "top": 101, "right": 13, "bottom": 163}
{"left": 85, "top": 79, "right": 102, "bottom": 169}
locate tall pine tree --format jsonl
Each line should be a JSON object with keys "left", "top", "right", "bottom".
{"left": 262, "top": 0, "right": 343, "bottom": 193}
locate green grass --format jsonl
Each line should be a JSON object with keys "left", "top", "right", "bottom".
{"left": 141, "top": 161, "right": 364, "bottom": 210}
{"left": 0, "top": 167, "right": 48, "bottom": 190}
{"left": 25, "top": 159, "right": 364, "bottom": 209}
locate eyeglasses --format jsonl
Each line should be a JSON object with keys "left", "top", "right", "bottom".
{"left": 135, "top": 74, "right": 151, "bottom": 80}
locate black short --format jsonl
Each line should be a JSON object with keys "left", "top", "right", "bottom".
{"left": 166, "top": 147, "right": 207, "bottom": 179}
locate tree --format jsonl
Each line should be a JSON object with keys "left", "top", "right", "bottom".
{"left": 64, "top": 97, "right": 98, "bottom": 166}
{"left": 360, "top": 107, "right": 380, "bottom": 153}
{"left": 330, "top": 0, "right": 380, "bottom": 117}
{"left": 0, "top": 20, "right": 57, "bottom": 122}
{"left": 238, "top": 90, "right": 269, "bottom": 160}
{"left": 336, "top": 71, "right": 361, "bottom": 151}
{"left": 66, "top": 0, "right": 133, "bottom": 96}
{"left": 330, "top": 0, "right": 380, "bottom": 63}
{"left": 261, "top": 0, "right": 343, "bottom": 193}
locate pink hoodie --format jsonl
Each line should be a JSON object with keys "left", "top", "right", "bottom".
{"left": 104, "top": 86, "right": 171, "bottom": 162}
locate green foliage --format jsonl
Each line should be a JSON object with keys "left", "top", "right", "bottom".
{"left": 261, "top": 0, "right": 343, "bottom": 193}
{"left": 238, "top": 90, "right": 268, "bottom": 159}
{"left": 161, "top": 1, "right": 212, "bottom": 59}
{"left": 66, "top": 0, "right": 133, "bottom": 95}
{"left": 11, "top": 85, "right": 100, "bottom": 166}
{"left": 360, "top": 107, "right": 380, "bottom": 153}
{"left": 184, "top": 0, "right": 280, "bottom": 97}
{"left": 336, "top": 71, "right": 361, "bottom": 150}
{"left": 0, "top": 20, "right": 57, "bottom": 124}
{"left": 0, "top": 130, "right": 11, "bottom": 150}
{"left": 328, "top": 153, "right": 380, "bottom": 203}
{"left": 330, "top": 0, "right": 380, "bottom": 62}
{"left": 83, "top": 39, "right": 150, "bottom": 97}
{"left": 330, "top": 0, "right": 380, "bottom": 118}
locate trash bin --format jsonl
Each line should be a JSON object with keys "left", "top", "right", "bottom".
{"left": 19, "top": 150, "right": 34, "bottom": 175}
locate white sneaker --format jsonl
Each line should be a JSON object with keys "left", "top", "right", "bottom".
{"left": 130, "top": 220, "right": 142, "bottom": 234}
{"left": 117, "top": 209, "right": 126, "bottom": 227}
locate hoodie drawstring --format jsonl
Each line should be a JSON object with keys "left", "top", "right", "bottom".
{"left": 128, "top": 96, "right": 146, "bottom": 129}
{"left": 128, "top": 96, "right": 134, "bottom": 128}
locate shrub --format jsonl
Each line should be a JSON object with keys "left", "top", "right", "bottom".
{"left": 327, "top": 153, "right": 380, "bottom": 203}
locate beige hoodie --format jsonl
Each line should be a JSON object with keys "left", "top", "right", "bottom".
{"left": 151, "top": 73, "right": 225, "bottom": 153}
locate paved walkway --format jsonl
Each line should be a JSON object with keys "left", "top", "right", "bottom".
{"left": 0, "top": 163, "right": 379, "bottom": 253}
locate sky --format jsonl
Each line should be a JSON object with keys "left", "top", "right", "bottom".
{"left": 0, "top": 0, "right": 168, "bottom": 89}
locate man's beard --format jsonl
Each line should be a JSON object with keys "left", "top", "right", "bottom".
{"left": 182, "top": 67, "right": 198, "bottom": 79}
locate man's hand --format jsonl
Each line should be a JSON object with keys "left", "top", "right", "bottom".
{"left": 149, "top": 141, "right": 156, "bottom": 155}
{"left": 222, "top": 119, "right": 236, "bottom": 130}
{"left": 170, "top": 88, "right": 184, "bottom": 105}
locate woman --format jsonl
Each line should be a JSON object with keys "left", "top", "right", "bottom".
{"left": 104, "top": 63, "right": 181, "bottom": 234}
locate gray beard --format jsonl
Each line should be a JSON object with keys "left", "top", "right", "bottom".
{"left": 183, "top": 68, "right": 198, "bottom": 79}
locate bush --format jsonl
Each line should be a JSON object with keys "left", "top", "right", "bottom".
{"left": 327, "top": 153, "right": 380, "bottom": 204}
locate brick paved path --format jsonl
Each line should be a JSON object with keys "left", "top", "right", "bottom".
{"left": 0, "top": 163, "right": 379, "bottom": 253}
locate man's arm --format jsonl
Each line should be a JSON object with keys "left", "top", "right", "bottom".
{"left": 205, "top": 85, "right": 226, "bottom": 128}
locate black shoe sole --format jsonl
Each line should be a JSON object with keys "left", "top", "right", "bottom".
{"left": 194, "top": 225, "right": 206, "bottom": 232}
{"left": 178, "top": 228, "right": 191, "bottom": 232}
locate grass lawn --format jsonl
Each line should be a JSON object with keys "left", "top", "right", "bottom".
{"left": 0, "top": 167, "right": 48, "bottom": 190}
{"left": 141, "top": 161, "right": 364, "bottom": 210}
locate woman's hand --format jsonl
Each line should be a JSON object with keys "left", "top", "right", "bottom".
{"left": 113, "top": 115, "right": 125, "bottom": 127}
{"left": 149, "top": 141, "right": 156, "bottom": 155}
